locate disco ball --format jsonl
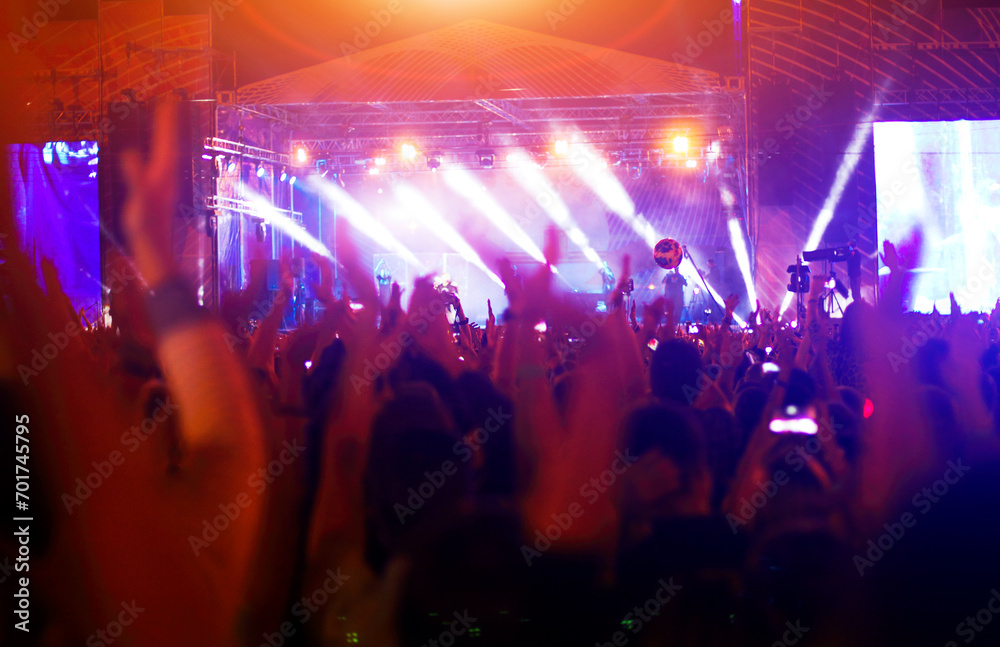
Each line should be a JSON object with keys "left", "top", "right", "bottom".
{"left": 653, "top": 238, "right": 683, "bottom": 269}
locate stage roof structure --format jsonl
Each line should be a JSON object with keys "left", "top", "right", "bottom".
{"left": 234, "top": 19, "right": 742, "bottom": 156}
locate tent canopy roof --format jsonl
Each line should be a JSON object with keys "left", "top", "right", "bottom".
{"left": 238, "top": 19, "right": 723, "bottom": 106}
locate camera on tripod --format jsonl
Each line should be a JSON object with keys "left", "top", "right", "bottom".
{"left": 786, "top": 264, "right": 811, "bottom": 293}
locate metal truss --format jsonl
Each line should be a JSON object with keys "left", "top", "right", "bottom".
{"left": 204, "top": 137, "right": 291, "bottom": 165}
{"left": 873, "top": 40, "right": 1000, "bottom": 52}
{"left": 273, "top": 91, "right": 741, "bottom": 157}
{"left": 875, "top": 87, "right": 1000, "bottom": 106}
{"left": 206, "top": 195, "right": 302, "bottom": 223}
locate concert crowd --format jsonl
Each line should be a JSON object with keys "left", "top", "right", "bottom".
{"left": 3, "top": 103, "right": 1000, "bottom": 647}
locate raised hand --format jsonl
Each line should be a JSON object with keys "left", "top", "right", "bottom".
{"left": 880, "top": 239, "right": 899, "bottom": 273}
{"left": 121, "top": 98, "right": 179, "bottom": 288}
{"left": 724, "top": 293, "right": 740, "bottom": 316}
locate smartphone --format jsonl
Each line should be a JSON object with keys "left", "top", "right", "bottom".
{"left": 762, "top": 362, "right": 780, "bottom": 374}
{"left": 769, "top": 404, "right": 818, "bottom": 434}
{"left": 770, "top": 417, "right": 819, "bottom": 434}
{"left": 647, "top": 338, "right": 659, "bottom": 351}
{"left": 534, "top": 321, "right": 547, "bottom": 333}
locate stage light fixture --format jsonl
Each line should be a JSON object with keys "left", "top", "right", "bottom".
{"left": 477, "top": 150, "right": 495, "bottom": 169}
{"left": 289, "top": 176, "right": 297, "bottom": 186}
{"left": 201, "top": 153, "right": 213, "bottom": 161}
{"left": 627, "top": 163, "right": 642, "bottom": 180}
{"left": 374, "top": 156, "right": 387, "bottom": 167}
{"left": 554, "top": 139, "right": 569, "bottom": 156}
{"left": 685, "top": 159, "right": 698, "bottom": 169}
{"left": 280, "top": 169, "right": 288, "bottom": 182}
{"left": 401, "top": 143, "right": 417, "bottom": 160}
{"left": 256, "top": 165, "right": 267, "bottom": 178}
{"left": 673, "top": 135, "right": 689, "bottom": 154}
{"left": 427, "top": 152, "right": 442, "bottom": 172}
{"left": 227, "top": 159, "right": 237, "bottom": 172}
{"left": 296, "top": 147, "right": 308, "bottom": 164}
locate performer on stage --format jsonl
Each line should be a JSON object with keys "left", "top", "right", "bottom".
{"left": 847, "top": 239, "right": 862, "bottom": 301}
{"left": 662, "top": 268, "right": 687, "bottom": 318}
{"left": 704, "top": 258, "right": 719, "bottom": 285}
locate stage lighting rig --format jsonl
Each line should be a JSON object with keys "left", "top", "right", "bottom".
{"left": 477, "top": 149, "right": 495, "bottom": 169}
{"left": 427, "top": 151, "right": 442, "bottom": 172}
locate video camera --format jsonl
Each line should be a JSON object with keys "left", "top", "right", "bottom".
{"left": 802, "top": 245, "right": 850, "bottom": 263}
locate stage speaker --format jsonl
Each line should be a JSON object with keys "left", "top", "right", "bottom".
{"left": 99, "top": 100, "right": 150, "bottom": 254}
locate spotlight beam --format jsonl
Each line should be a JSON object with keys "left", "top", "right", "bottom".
{"left": 393, "top": 183, "right": 505, "bottom": 287}
{"left": 728, "top": 217, "right": 758, "bottom": 307}
{"left": 306, "top": 176, "right": 426, "bottom": 272}
{"left": 571, "top": 145, "right": 659, "bottom": 247}
{"left": 246, "top": 190, "right": 336, "bottom": 262}
{"left": 443, "top": 169, "right": 547, "bottom": 265}
{"left": 780, "top": 114, "right": 874, "bottom": 317}
{"left": 509, "top": 163, "right": 606, "bottom": 271}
